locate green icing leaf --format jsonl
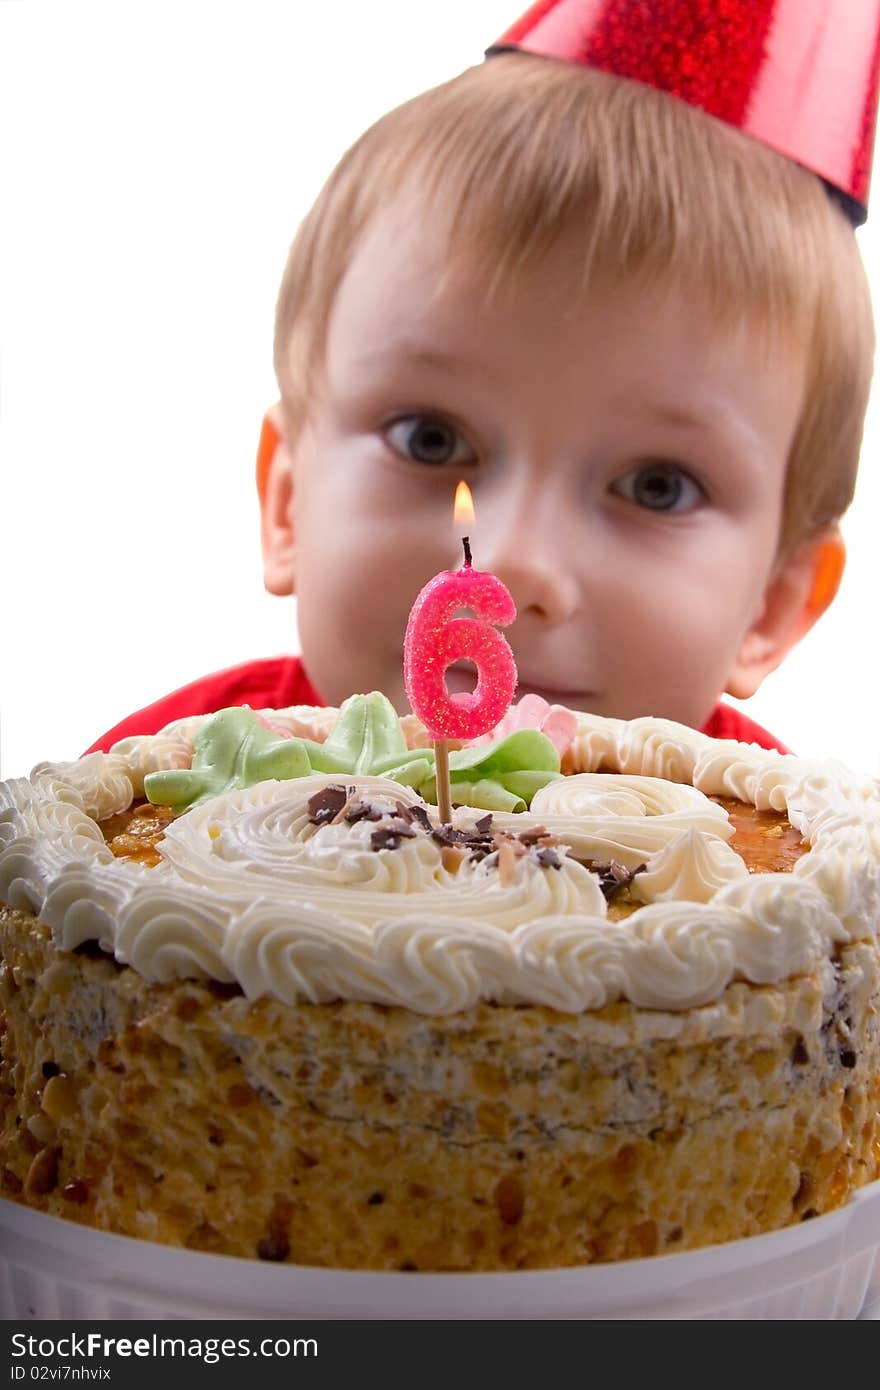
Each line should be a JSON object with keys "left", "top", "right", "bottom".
{"left": 421, "top": 775, "right": 527, "bottom": 814}
{"left": 144, "top": 708, "right": 312, "bottom": 813}
{"left": 494, "top": 770, "right": 562, "bottom": 802}
{"left": 323, "top": 691, "right": 409, "bottom": 772}
{"left": 140, "top": 766, "right": 218, "bottom": 812}
{"left": 378, "top": 757, "right": 435, "bottom": 788}
{"left": 418, "top": 732, "right": 562, "bottom": 813}
{"left": 143, "top": 697, "right": 564, "bottom": 817}
{"left": 449, "top": 729, "right": 560, "bottom": 777}
{"left": 291, "top": 739, "right": 351, "bottom": 774}
{"left": 144, "top": 694, "right": 431, "bottom": 814}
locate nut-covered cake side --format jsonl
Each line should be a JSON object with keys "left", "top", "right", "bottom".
{"left": 1, "top": 910, "right": 879, "bottom": 1270}
{"left": 1, "top": 699, "right": 879, "bottom": 1270}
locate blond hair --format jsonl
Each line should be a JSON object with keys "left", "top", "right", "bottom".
{"left": 274, "top": 54, "right": 874, "bottom": 555}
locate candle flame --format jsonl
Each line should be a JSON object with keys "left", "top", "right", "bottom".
{"left": 453, "top": 479, "right": 475, "bottom": 526}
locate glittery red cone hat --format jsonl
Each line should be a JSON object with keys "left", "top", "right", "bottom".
{"left": 488, "top": 0, "right": 880, "bottom": 224}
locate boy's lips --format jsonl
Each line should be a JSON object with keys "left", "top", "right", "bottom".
{"left": 515, "top": 680, "right": 596, "bottom": 709}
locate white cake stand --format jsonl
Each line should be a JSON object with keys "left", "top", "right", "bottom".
{"left": 2, "top": 1180, "right": 879, "bottom": 1320}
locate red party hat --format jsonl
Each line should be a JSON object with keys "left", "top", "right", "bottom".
{"left": 488, "top": 0, "right": 880, "bottom": 224}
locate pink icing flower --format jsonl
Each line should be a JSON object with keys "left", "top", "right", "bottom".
{"left": 252, "top": 709, "right": 294, "bottom": 739}
{"left": 468, "top": 694, "right": 577, "bottom": 758}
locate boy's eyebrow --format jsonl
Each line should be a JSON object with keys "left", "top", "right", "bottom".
{"left": 647, "top": 403, "right": 709, "bottom": 428}
{"left": 350, "top": 342, "right": 482, "bottom": 376}
{"left": 644, "top": 397, "right": 762, "bottom": 441}
{"left": 644, "top": 400, "right": 777, "bottom": 480}
{"left": 408, "top": 348, "right": 470, "bottom": 372}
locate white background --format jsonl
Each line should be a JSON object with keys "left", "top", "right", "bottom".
{"left": 1, "top": 0, "right": 877, "bottom": 778}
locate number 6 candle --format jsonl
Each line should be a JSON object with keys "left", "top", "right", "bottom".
{"left": 404, "top": 482, "right": 518, "bottom": 822}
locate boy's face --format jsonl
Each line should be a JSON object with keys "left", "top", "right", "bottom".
{"left": 267, "top": 201, "right": 810, "bottom": 728}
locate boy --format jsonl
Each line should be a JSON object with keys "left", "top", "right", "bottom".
{"left": 87, "top": 4, "right": 876, "bottom": 757}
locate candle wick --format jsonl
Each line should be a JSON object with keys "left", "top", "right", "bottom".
{"left": 462, "top": 535, "right": 472, "bottom": 567}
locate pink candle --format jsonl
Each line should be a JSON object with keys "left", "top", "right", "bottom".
{"left": 404, "top": 520, "right": 518, "bottom": 742}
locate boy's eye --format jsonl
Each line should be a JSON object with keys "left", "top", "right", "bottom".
{"left": 611, "top": 464, "right": 704, "bottom": 513}
{"left": 385, "top": 415, "right": 476, "bottom": 467}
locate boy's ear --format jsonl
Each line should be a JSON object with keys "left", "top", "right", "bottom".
{"left": 724, "top": 529, "right": 846, "bottom": 701}
{"left": 257, "top": 405, "right": 297, "bottom": 597}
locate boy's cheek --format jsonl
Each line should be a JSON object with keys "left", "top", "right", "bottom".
{"left": 299, "top": 561, "right": 409, "bottom": 656}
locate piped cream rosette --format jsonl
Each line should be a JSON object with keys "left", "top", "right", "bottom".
{"left": 2, "top": 708, "right": 879, "bottom": 1015}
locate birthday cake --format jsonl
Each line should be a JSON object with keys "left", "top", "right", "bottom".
{"left": 1, "top": 694, "right": 879, "bottom": 1271}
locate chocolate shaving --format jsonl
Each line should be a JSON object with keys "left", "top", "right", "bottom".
{"left": 462, "top": 823, "right": 566, "bottom": 873}
{"left": 307, "top": 784, "right": 348, "bottom": 826}
{"left": 535, "top": 847, "right": 562, "bottom": 870}
{"left": 310, "top": 782, "right": 568, "bottom": 880}
{"left": 371, "top": 821, "right": 418, "bottom": 851}
{"left": 344, "top": 797, "right": 385, "bottom": 824}
{"left": 408, "top": 803, "right": 433, "bottom": 831}
{"left": 431, "top": 824, "right": 487, "bottom": 848}
{"left": 329, "top": 785, "right": 360, "bottom": 824}
{"left": 465, "top": 847, "right": 493, "bottom": 864}
{"left": 591, "top": 859, "right": 646, "bottom": 902}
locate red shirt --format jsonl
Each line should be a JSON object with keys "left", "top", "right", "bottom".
{"left": 84, "top": 656, "right": 791, "bottom": 755}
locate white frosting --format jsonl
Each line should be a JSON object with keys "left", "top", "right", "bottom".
{"left": 525, "top": 773, "right": 733, "bottom": 868}
{"left": 1, "top": 707, "right": 878, "bottom": 1016}
{"left": 632, "top": 827, "right": 749, "bottom": 904}
{"left": 159, "top": 776, "right": 605, "bottom": 932}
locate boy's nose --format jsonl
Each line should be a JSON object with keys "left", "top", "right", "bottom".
{"left": 477, "top": 505, "right": 579, "bottom": 627}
